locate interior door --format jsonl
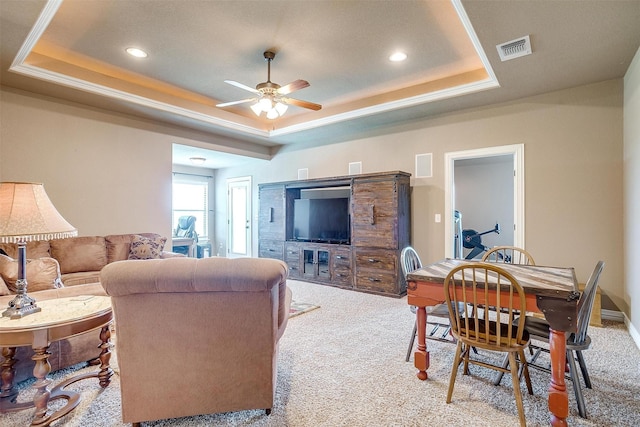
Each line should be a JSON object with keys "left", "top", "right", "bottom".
{"left": 227, "top": 176, "right": 252, "bottom": 258}
{"left": 444, "top": 144, "right": 524, "bottom": 259}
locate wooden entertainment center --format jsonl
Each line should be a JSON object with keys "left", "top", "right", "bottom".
{"left": 258, "top": 171, "right": 411, "bottom": 297}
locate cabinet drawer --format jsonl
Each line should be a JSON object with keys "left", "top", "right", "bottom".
{"left": 287, "top": 262, "right": 301, "bottom": 278}
{"left": 284, "top": 243, "right": 301, "bottom": 278}
{"left": 285, "top": 243, "right": 300, "bottom": 261}
{"left": 354, "top": 249, "right": 400, "bottom": 294}
{"left": 333, "top": 266, "right": 353, "bottom": 287}
{"left": 354, "top": 249, "right": 397, "bottom": 271}
{"left": 259, "top": 240, "right": 284, "bottom": 260}
{"left": 333, "top": 249, "right": 351, "bottom": 267}
{"left": 355, "top": 269, "right": 397, "bottom": 294}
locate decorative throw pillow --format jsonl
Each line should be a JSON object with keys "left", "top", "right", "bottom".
{"left": 128, "top": 235, "right": 167, "bottom": 260}
{"left": 0, "top": 254, "right": 63, "bottom": 293}
{"left": 0, "top": 275, "right": 10, "bottom": 296}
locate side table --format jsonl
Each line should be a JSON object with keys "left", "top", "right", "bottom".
{"left": 171, "top": 237, "right": 196, "bottom": 257}
{"left": 0, "top": 295, "right": 113, "bottom": 426}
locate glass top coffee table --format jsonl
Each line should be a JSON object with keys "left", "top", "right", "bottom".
{"left": 0, "top": 295, "right": 113, "bottom": 426}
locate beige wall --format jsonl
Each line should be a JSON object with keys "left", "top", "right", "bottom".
{"left": 0, "top": 80, "right": 628, "bottom": 318}
{"left": 216, "top": 79, "right": 625, "bottom": 313}
{"left": 0, "top": 88, "right": 174, "bottom": 237}
{"left": 624, "top": 47, "right": 640, "bottom": 335}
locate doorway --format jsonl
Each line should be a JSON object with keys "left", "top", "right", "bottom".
{"left": 444, "top": 144, "right": 524, "bottom": 259}
{"left": 226, "top": 176, "right": 252, "bottom": 258}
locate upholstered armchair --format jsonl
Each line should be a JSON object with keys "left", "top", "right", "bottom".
{"left": 100, "top": 256, "right": 292, "bottom": 425}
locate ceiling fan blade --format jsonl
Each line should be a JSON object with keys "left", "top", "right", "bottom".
{"left": 283, "top": 97, "right": 322, "bottom": 111}
{"left": 224, "top": 80, "right": 260, "bottom": 94}
{"left": 277, "top": 79, "right": 310, "bottom": 95}
{"left": 216, "top": 98, "right": 256, "bottom": 107}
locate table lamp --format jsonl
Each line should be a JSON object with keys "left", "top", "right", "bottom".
{"left": 0, "top": 182, "right": 77, "bottom": 319}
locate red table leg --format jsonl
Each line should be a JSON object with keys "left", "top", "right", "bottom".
{"left": 548, "top": 328, "right": 569, "bottom": 426}
{"left": 414, "top": 306, "right": 430, "bottom": 380}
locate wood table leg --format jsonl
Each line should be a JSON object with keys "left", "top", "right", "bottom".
{"left": 414, "top": 306, "right": 430, "bottom": 380}
{"left": 548, "top": 328, "right": 569, "bottom": 427}
{"left": 30, "top": 345, "right": 53, "bottom": 426}
{"left": 0, "top": 347, "right": 17, "bottom": 399}
{"left": 97, "top": 325, "right": 113, "bottom": 387}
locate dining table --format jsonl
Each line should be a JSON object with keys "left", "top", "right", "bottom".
{"left": 406, "top": 258, "right": 580, "bottom": 427}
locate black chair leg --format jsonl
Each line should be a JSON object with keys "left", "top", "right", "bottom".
{"left": 493, "top": 353, "right": 510, "bottom": 385}
{"left": 567, "top": 350, "right": 588, "bottom": 418}
{"left": 406, "top": 321, "right": 417, "bottom": 362}
{"left": 576, "top": 350, "right": 592, "bottom": 389}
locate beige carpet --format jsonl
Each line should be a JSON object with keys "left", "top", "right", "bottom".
{"left": 5, "top": 279, "right": 640, "bottom": 426}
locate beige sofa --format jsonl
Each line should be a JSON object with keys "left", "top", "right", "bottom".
{"left": 0, "top": 233, "right": 181, "bottom": 383}
{"left": 100, "top": 256, "right": 292, "bottom": 424}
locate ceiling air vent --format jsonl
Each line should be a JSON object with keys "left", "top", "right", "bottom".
{"left": 496, "top": 35, "right": 532, "bottom": 62}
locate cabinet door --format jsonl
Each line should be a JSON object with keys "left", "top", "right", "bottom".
{"left": 302, "top": 249, "right": 315, "bottom": 279}
{"left": 258, "top": 185, "right": 286, "bottom": 241}
{"left": 351, "top": 180, "right": 398, "bottom": 248}
{"left": 317, "top": 250, "right": 330, "bottom": 279}
{"left": 301, "top": 247, "right": 331, "bottom": 280}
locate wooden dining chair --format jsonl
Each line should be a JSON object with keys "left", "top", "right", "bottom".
{"left": 444, "top": 263, "right": 533, "bottom": 427}
{"left": 482, "top": 246, "right": 536, "bottom": 265}
{"left": 481, "top": 246, "right": 536, "bottom": 318}
{"left": 517, "top": 261, "right": 605, "bottom": 418}
{"left": 401, "top": 246, "right": 455, "bottom": 362}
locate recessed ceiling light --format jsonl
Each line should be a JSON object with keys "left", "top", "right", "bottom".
{"left": 389, "top": 51, "right": 407, "bottom": 62}
{"left": 189, "top": 157, "right": 206, "bottom": 165}
{"left": 126, "top": 47, "right": 148, "bottom": 58}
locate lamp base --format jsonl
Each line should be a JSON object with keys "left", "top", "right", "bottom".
{"left": 2, "top": 279, "right": 41, "bottom": 319}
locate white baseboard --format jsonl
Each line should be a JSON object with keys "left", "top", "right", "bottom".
{"left": 623, "top": 312, "right": 640, "bottom": 351}
{"left": 601, "top": 308, "right": 625, "bottom": 322}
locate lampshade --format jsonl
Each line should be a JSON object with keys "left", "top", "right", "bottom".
{"left": 1, "top": 182, "right": 77, "bottom": 318}
{"left": 250, "top": 103, "right": 263, "bottom": 116}
{"left": 0, "top": 182, "right": 77, "bottom": 243}
{"left": 266, "top": 108, "right": 279, "bottom": 119}
{"left": 274, "top": 102, "right": 288, "bottom": 116}
{"left": 258, "top": 97, "right": 273, "bottom": 111}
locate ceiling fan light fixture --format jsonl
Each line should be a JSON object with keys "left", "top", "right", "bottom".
{"left": 250, "top": 103, "right": 263, "bottom": 116}
{"left": 258, "top": 97, "right": 273, "bottom": 111}
{"left": 266, "top": 108, "right": 279, "bottom": 119}
{"left": 219, "top": 50, "right": 321, "bottom": 118}
{"left": 275, "top": 102, "right": 288, "bottom": 116}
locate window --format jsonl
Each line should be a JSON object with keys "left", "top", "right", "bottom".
{"left": 172, "top": 175, "right": 210, "bottom": 240}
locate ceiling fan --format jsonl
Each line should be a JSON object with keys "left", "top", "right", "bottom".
{"left": 216, "top": 51, "right": 322, "bottom": 119}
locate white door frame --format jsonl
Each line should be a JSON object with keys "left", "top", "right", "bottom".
{"left": 444, "top": 144, "right": 525, "bottom": 258}
{"left": 226, "top": 176, "right": 252, "bottom": 258}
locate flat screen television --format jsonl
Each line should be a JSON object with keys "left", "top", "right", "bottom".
{"left": 292, "top": 198, "right": 350, "bottom": 244}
